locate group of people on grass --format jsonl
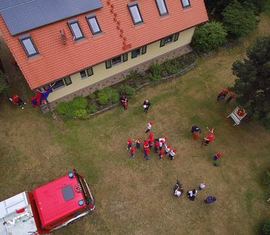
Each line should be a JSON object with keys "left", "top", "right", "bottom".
{"left": 120, "top": 96, "right": 151, "bottom": 113}
{"left": 173, "top": 181, "right": 216, "bottom": 204}
{"left": 127, "top": 122, "right": 176, "bottom": 161}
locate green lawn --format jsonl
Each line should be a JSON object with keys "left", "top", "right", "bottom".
{"left": 0, "top": 14, "right": 270, "bottom": 235}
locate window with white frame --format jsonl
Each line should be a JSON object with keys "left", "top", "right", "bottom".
{"left": 51, "top": 77, "right": 72, "bottom": 90}
{"left": 69, "top": 21, "right": 84, "bottom": 40}
{"left": 20, "top": 36, "right": 39, "bottom": 57}
{"left": 128, "top": 4, "right": 143, "bottom": 25}
{"left": 131, "top": 46, "right": 147, "bottom": 58}
{"left": 181, "top": 0, "right": 191, "bottom": 8}
{"left": 87, "top": 16, "right": 102, "bottom": 35}
{"left": 105, "top": 53, "right": 128, "bottom": 69}
{"left": 160, "top": 33, "right": 180, "bottom": 47}
{"left": 80, "top": 67, "right": 94, "bottom": 79}
{"left": 156, "top": 0, "right": 168, "bottom": 16}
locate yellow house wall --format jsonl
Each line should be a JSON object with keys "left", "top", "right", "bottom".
{"left": 48, "top": 27, "right": 195, "bottom": 102}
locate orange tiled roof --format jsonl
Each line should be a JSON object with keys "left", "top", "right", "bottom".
{"left": 0, "top": 0, "right": 208, "bottom": 89}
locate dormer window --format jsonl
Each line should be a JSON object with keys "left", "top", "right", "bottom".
{"left": 128, "top": 4, "right": 143, "bottom": 25}
{"left": 68, "top": 21, "right": 84, "bottom": 40}
{"left": 20, "top": 36, "right": 39, "bottom": 57}
{"left": 87, "top": 16, "right": 102, "bottom": 35}
{"left": 181, "top": 0, "right": 191, "bottom": 8}
{"left": 156, "top": 0, "right": 168, "bottom": 16}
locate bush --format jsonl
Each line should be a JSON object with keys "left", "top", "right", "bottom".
{"left": 262, "top": 220, "right": 270, "bottom": 235}
{"left": 262, "top": 170, "right": 270, "bottom": 186}
{"left": 73, "top": 109, "right": 88, "bottom": 119}
{"left": 162, "top": 60, "right": 179, "bottom": 76}
{"left": 56, "top": 96, "right": 88, "bottom": 119}
{"left": 192, "top": 21, "right": 227, "bottom": 53}
{"left": 222, "top": 1, "right": 257, "bottom": 38}
{"left": 88, "top": 104, "right": 97, "bottom": 114}
{"left": 148, "top": 63, "right": 162, "bottom": 81}
{"left": 118, "top": 84, "right": 135, "bottom": 97}
{"left": 71, "top": 97, "right": 88, "bottom": 110}
{"left": 125, "top": 70, "right": 144, "bottom": 81}
{"left": 97, "top": 87, "right": 119, "bottom": 105}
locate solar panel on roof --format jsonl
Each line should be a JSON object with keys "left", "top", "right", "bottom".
{"left": 0, "top": 0, "right": 103, "bottom": 36}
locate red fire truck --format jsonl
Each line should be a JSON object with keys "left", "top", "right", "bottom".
{"left": 0, "top": 169, "right": 95, "bottom": 235}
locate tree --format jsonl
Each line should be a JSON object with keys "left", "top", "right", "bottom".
{"left": 262, "top": 220, "right": 270, "bottom": 235}
{"left": 205, "top": 0, "right": 266, "bottom": 19}
{"left": 222, "top": 1, "right": 257, "bottom": 38}
{"left": 192, "top": 21, "right": 227, "bottom": 53}
{"left": 232, "top": 37, "right": 270, "bottom": 127}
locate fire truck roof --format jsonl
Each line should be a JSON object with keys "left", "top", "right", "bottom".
{"left": 33, "top": 172, "right": 86, "bottom": 228}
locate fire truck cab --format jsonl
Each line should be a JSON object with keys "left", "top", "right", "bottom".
{"left": 0, "top": 170, "right": 95, "bottom": 235}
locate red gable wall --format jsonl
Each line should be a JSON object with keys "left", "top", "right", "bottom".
{"left": 0, "top": 0, "right": 208, "bottom": 89}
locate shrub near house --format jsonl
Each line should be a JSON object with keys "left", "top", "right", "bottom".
{"left": 192, "top": 21, "right": 227, "bottom": 53}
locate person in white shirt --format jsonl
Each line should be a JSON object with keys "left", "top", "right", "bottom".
{"left": 145, "top": 122, "right": 153, "bottom": 133}
{"left": 187, "top": 189, "right": 198, "bottom": 201}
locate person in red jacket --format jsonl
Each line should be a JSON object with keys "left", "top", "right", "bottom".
{"left": 154, "top": 139, "right": 160, "bottom": 153}
{"left": 130, "top": 146, "right": 136, "bottom": 159}
{"left": 201, "top": 128, "right": 215, "bottom": 146}
{"left": 144, "top": 147, "right": 151, "bottom": 160}
{"left": 143, "top": 140, "right": 150, "bottom": 160}
{"left": 148, "top": 132, "right": 154, "bottom": 148}
{"left": 159, "top": 148, "right": 165, "bottom": 160}
{"left": 127, "top": 139, "right": 132, "bottom": 150}
{"left": 9, "top": 94, "right": 26, "bottom": 109}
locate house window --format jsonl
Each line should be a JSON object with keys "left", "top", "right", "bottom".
{"left": 51, "top": 80, "right": 65, "bottom": 90}
{"left": 51, "top": 77, "right": 72, "bottom": 90}
{"left": 20, "top": 37, "right": 39, "bottom": 57}
{"left": 80, "top": 70, "right": 87, "bottom": 78}
{"left": 105, "top": 53, "right": 128, "bottom": 69}
{"left": 112, "top": 56, "right": 122, "bottom": 65}
{"left": 181, "top": 0, "right": 191, "bottom": 8}
{"left": 131, "top": 46, "right": 147, "bottom": 58}
{"left": 128, "top": 4, "right": 143, "bottom": 25}
{"left": 156, "top": 0, "right": 168, "bottom": 16}
{"left": 63, "top": 77, "right": 72, "bottom": 86}
{"left": 80, "top": 68, "right": 94, "bottom": 79}
{"left": 87, "top": 16, "right": 102, "bottom": 35}
{"left": 69, "top": 21, "right": 84, "bottom": 40}
{"left": 160, "top": 33, "right": 179, "bottom": 47}
{"left": 86, "top": 67, "right": 93, "bottom": 76}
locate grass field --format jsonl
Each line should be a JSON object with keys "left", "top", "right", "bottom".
{"left": 0, "top": 13, "right": 270, "bottom": 235}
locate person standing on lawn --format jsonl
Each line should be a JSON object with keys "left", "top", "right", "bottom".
{"left": 127, "top": 138, "right": 132, "bottom": 151}
{"left": 148, "top": 132, "right": 154, "bottom": 148}
{"left": 130, "top": 146, "right": 136, "bottom": 159}
{"left": 143, "top": 140, "right": 151, "bottom": 160}
{"left": 187, "top": 189, "right": 198, "bottom": 201}
{"left": 145, "top": 121, "right": 153, "bottom": 133}
{"left": 159, "top": 148, "right": 165, "bottom": 160}
{"left": 201, "top": 127, "right": 215, "bottom": 146}
{"left": 154, "top": 139, "right": 160, "bottom": 153}
{"left": 135, "top": 138, "right": 141, "bottom": 149}
{"left": 120, "top": 95, "right": 128, "bottom": 110}
{"left": 164, "top": 144, "right": 171, "bottom": 156}
{"left": 191, "top": 125, "right": 201, "bottom": 140}
{"left": 213, "top": 152, "right": 223, "bottom": 166}
{"left": 217, "top": 88, "right": 229, "bottom": 101}
{"left": 143, "top": 99, "right": 151, "bottom": 113}
{"left": 169, "top": 149, "right": 176, "bottom": 160}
